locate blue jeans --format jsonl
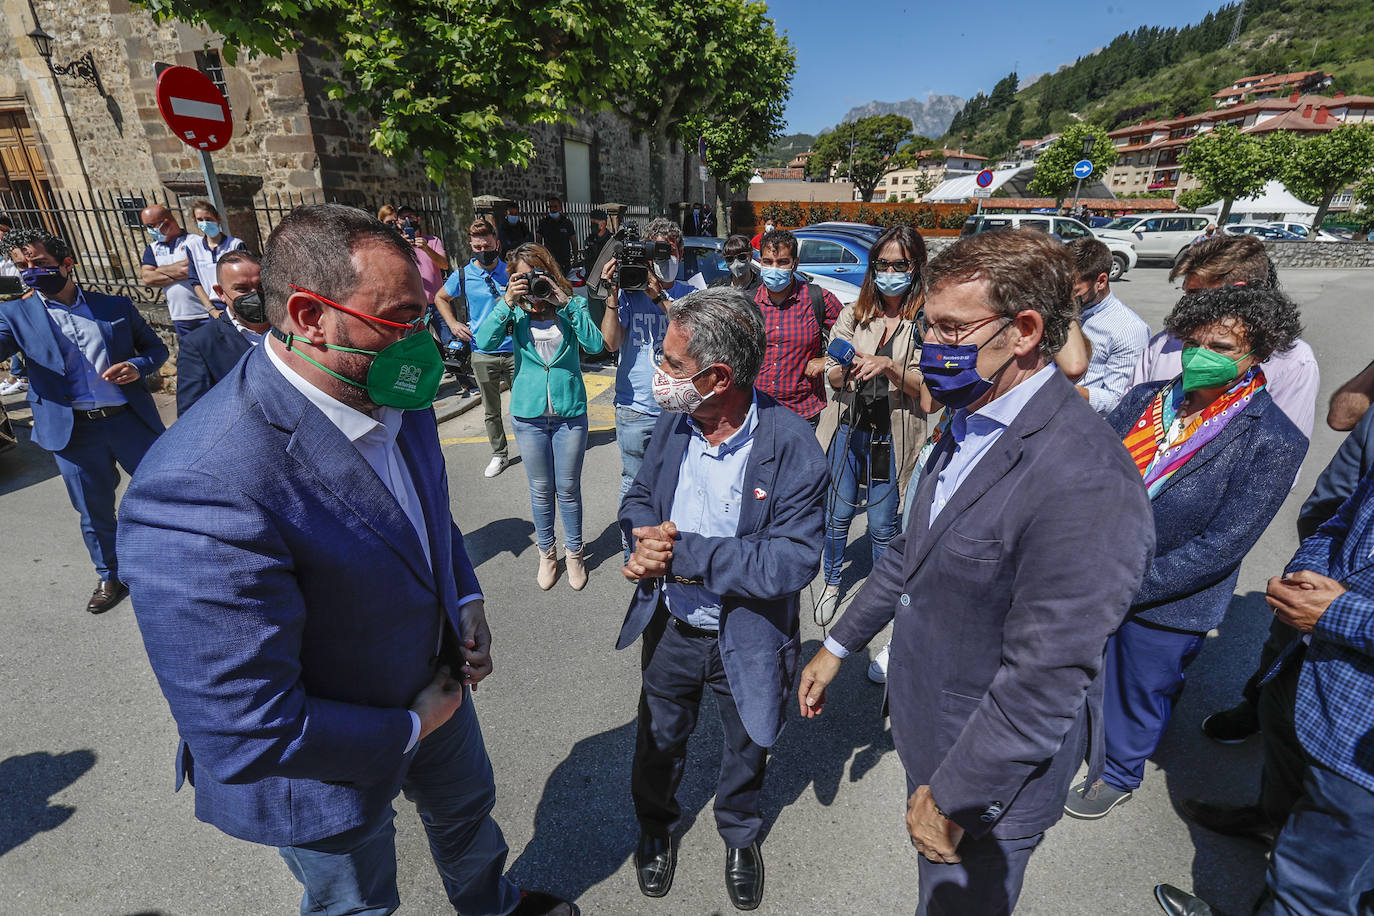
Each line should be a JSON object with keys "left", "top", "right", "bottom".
{"left": 616, "top": 406, "right": 660, "bottom": 559}
{"left": 53, "top": 410, "right": 160, "bottom": 580}
{"left": 511, "top": 414, "right": 588, "bottom": 552}
{"left": 173, "top": 318, "right": 210, "bottom": 339}
{"left": 822, "top": 424, "right": 898, "bottom": 586}
{"left": 277, "top": 696, "right": 520, "bottom": 916}
{"left": 8, "top": 352, "right": 24, "bottom": 378}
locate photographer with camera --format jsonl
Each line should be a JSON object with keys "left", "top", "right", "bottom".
{"left": 475, "top": 243, "right": 603, "bottom": 591}
{"left": 812, "top": 226, "right": 931, "bottom": 667}
{"left": 597, "top": 218, "right": 698, "bottom": 561}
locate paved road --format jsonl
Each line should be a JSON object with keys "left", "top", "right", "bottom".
{"left": 0, "top": 265, "right": 1368, "bottom": 916}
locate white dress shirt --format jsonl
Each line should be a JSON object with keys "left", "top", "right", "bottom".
{"left": 266, "top": 339, "right": 465, "bottom": 752}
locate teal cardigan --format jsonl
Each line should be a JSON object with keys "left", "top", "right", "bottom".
{"left": 474, "top": 295, "right": 604, "bottom": 419}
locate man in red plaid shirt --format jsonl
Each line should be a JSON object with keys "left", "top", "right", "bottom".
{"left": 753, "top": 229, "right": 843, "bottom": 426}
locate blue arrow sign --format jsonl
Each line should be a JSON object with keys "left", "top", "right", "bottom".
{"left": 1073, "top": 159, "right": 1094, "bottom": 179}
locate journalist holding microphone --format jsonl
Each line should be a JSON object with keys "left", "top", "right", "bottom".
{"left": 813, "top": 225, "right": 930, "bottom": 628}
{"left": 474, "top": 243, "right": 603, "bottom": 591}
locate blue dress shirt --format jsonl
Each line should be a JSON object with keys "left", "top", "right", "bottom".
{"left": 663, "top": 394, "right": 759, "bottom": 630}
{"left": 41, "top": 289, "right": 127, "bottom": 409}
{"left": 930, "top": 364, "right": 1059, "bottom": 526}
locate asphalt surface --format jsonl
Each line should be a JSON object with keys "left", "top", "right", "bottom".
{"left": 0, "top": 264, "right": 1368, "bottom": 916}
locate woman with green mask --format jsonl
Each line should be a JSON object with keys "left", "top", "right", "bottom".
{"left": 475, "top": 243, "right": 603, "bottom": 591}
{"left": 1064, "top": 285, "right": 1308, "bottom": 821}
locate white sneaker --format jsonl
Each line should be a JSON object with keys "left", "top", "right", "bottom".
{"left": 812, "top": 584, "right": 840, "bottom": 627}
{"left": 867, "top": 643, "right": 891, "bottom": 684}
{"left": 483, "top": 454, "right": 509, "bottom": 478}
{"left": 0, "top": 377, "right": 27, "bottom": 395}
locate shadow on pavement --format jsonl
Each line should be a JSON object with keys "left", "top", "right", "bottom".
{"left": 0, "top": 749, "right": 97, "bottom": 857}
{"left": 0, "top": 431, "right": 60, "bottom": 497}
{"left": 507, "top": 638, "right": 897, "bottom": 903}
{"left": 581, "top": 520, "right": 625, "bottom": 575}
{"left": 1155, "top": 590, "right": 1274, "bottom": 914}
{"left": 463, "top": 516, "right": 536, "bottom": 569}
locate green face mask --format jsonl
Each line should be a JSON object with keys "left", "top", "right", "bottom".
{"left": 1180, "top": 346, "right": 1254, "bottom": 393}
{"left": 277, "top": 285, "right": 445, "bottom": 410}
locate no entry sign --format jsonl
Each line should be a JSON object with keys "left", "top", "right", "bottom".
{"left": 155, "top": 66, "right": 232, "bottom": 152}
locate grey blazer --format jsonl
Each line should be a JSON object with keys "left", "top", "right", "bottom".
{"left": 829, "top": 369, "right": 1154, "bottom": 840}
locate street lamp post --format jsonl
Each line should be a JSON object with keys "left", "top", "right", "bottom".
{"left": 1070, "top": 135, "right": 1095, "bottom": 214}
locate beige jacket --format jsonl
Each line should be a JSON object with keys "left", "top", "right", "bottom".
{"left": 815, "top": 305, "right": 927, "bottom": 497}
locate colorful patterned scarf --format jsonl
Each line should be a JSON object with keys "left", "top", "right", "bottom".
{"left": 1123, "top": 367, "right": 1266, "bottom": 499}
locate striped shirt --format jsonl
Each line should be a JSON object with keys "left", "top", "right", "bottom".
{"left": 1078, "top": 292, "right": 1150, "bottom": 416}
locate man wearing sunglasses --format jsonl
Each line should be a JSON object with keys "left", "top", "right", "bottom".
{"left": 118, "top": 204, "right": 575, "bottom": 916}
{"left": 799, "top": 230, "right": 1153, "bottom": 915}
{"left": 175, "top": 250, "right": 268, "bottom": 416}
{"left": 708, "top": 235, "right": 762, "bottom": 295}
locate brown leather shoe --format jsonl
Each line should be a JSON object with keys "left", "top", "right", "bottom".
{"left": 87, "top": 580, "right": 128, "bottom": 614}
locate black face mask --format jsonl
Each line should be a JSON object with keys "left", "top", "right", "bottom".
{"left": 475, "top": 250, "right": 499, "bottom": 268}
{"left": 230, "top": 289, "right": 267, "bottom": 324}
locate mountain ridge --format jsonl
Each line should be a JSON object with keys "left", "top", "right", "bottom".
{"left": 838, "top": 94, "right": 966, "bottom": 140}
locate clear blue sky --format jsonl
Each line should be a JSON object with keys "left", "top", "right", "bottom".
{"left": 768, "top": 0, "right": 1230, "bottom": 135}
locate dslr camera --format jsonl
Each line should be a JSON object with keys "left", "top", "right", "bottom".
{"left": 513, "top": 267, "right": 557, "bottom": 302}
{"left": 614, "top": 222, "right": 670, "bottom": 291}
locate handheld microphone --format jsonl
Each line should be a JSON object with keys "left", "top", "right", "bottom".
{"left": 827, "top": 337, "right": 855, "bottom": 367}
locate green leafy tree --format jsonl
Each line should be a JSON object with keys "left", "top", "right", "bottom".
{"left": 609, "top": 0, "right": 795, "bottom": 213}
{"left": 807, "top": 114, "right": 914, "bottom": 201}
{"left": 1350, "top": 175, "right": 1374, "bottom": 240}
{"left": 1178, "top": 125, "right": 1267, "bottom": 224}
{"left": 1176, "top": 188, "right": 1216, "bottom": 212}
{"left": 889, "top": 136, "right": 939, "bottom": 169}
{"left": 1004, "top": 102, "right": 1025, "bottom": 143}
{"left": 1271, "top": 125, "right": 1374, "bottom": 232}
{"left": 133, "top": 0, "right": 648, "bottom": 185}
{"left": 1027, "top": 124, "right": 1116, "bottom": 202}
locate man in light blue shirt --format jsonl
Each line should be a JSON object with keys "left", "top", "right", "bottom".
{"left": 435, "top": 220, "right": 513, "bottom": 477}
{"left": 1067, "top": 238, "right": 1150, "bottom": 416}
{"left": 598, "top": 217, "right": 697, "bottom": 558}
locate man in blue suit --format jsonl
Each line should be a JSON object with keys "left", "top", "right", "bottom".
{"left": 175, "top": 250, "right": 267, "bottom": 415}
{"left": 1156, "top": 467, "right": 1374, "bottom": 915}
{"left": 117, "top": 205, "right": 573, "bottom": 916}
{"left": 799, "top": 230, "right": 1155, "bottom": 915}
{"left": 0, "top": 227, "right": 167, "bottom": 613}
{"left": 617, "top": 287, "right": 828, "bottom": 911}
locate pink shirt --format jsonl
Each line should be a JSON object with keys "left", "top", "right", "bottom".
{"left": 1130, "top": 330, "right": 1319, "bottom": 439}
{"left": 415, "top": 235, "right": 446, "bottom": 304}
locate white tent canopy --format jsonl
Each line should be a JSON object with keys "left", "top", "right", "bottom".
{"left": 1199, "top": 181, "right": 1317, "bottom": 220}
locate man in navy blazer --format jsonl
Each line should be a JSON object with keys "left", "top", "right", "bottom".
{"left": 175, "top": 250, "right": 267, "bottom": 416}
{"left": 118, "top": 205, "right": 572, "bottom": 916}
{"left": 617, "top": 287, "right": 828, "bottom": 911}
{"left": 0, "top": 227, "right": 167, "bottom": 613}
{"left": 799, "top": 231, "right": 1155, "bottom": 915}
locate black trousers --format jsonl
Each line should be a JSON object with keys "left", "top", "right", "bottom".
{"left": 631, "top": 607, "right": 768, "bottom": 849}
{"left": 1257, "top": 644, "right": 1308, "bottom": 828}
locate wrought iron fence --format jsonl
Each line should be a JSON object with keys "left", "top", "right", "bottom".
{"left": 511, "top": 200, "right": 651, "bottom": 247}
{"left": 254, "top": 189, "right": 456, "bottom": 255}
{"left": 0, "top": 186, "right": 180, "bottom": 308}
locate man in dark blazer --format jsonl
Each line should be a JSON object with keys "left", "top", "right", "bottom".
{"left": 176, "top": 250, "right": 266, "bottom": 415}
{"left": 117, "top": 205, "right": 572, "bottom": 916}
{"left": 0, "top": 227, "right": 167, "bottom": 613}
{"left": 799, "top": 230, "right": 1155, "bottom": 915}
{"left": 617, "top": 286, "right": 828, "bottom": 911}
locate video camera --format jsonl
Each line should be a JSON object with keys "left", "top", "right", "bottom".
{"left": 613, "top": 222, "right": 670, "bottom": 292}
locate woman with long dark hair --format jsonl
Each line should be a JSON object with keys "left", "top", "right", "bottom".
{"left": 813, "top": 225, "right": 929, "bottom": 636}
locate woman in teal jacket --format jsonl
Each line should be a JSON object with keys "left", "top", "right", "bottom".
{"left": 475, "top": 243, "right": 604, "bottom": 591}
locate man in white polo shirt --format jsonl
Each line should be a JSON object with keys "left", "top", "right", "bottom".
{"left": 140, "top": 204, "right": 210, "bottom": 339}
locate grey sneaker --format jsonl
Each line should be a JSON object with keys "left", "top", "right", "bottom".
{"left": 1064, "top": 778, "right": 1133, "bottom": 819}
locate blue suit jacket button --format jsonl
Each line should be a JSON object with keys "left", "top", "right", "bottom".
{"left": 900, "top": 593, "right": 911, "bottom": 606}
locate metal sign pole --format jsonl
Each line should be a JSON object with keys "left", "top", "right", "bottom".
{"left": 198, "top": 150, "right": 227, "bottom": 222}
{"left": 1070, "top": 175, "right": 1085, "bottom": 211}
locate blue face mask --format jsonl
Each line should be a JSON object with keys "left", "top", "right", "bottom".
{"left": 507, "top": 215, "right": 520, "bottom": 224}
{"left": 760, "top": 266, "right": 793, "bottom": 292}
{"left": 874, "top": 271, "right": 914, "bottom": 297}
{"left": 917, "top": 320, "right": 1015, "bottom": 410}
{"left": 197, "top": 220, "right": 221, "bottom": 238}
{"left": 145, "top": 225, "right": 166, "bottom": 243}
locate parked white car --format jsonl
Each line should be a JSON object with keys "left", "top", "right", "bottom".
{"left": 1097, "top": 213, "right": 1213, "bottom": 264}
{"left": 1265, "top": 221, "right": 1346, "bottom": 241}
{"left": 961, "top": 214, "right": 1138, "bottom": 281}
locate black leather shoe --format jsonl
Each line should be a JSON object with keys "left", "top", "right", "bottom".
{"left": 725, "top": 842, "right": 764, "bottom": 911}
{"left": 509, "top": 890, "right": 577, "bottom": 916}
{"left": 634, "top": 832, "right": 675, "bottom": 898}
{"left": 1177, "top": 799, "right": 1277, "bottom": 844}
{"left": 1200, "top": 702, "right": 1260, "bottom": 743}
{"left": 87, "top": 579, "right": 128, "bottom": 614}
{"left": 1154, "top": 883, "right": 1217, "bottom": 916}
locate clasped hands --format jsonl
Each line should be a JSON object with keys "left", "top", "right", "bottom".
{"left": 1266, "top": 568, "right": 1344, "bottom": 632}
{"left": 622, "top": 520, "right": 678, "bottom": 580}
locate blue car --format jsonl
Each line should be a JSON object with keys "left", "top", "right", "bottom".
{"left": 791, "top": 230, "right": 871, "bottom": 283}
